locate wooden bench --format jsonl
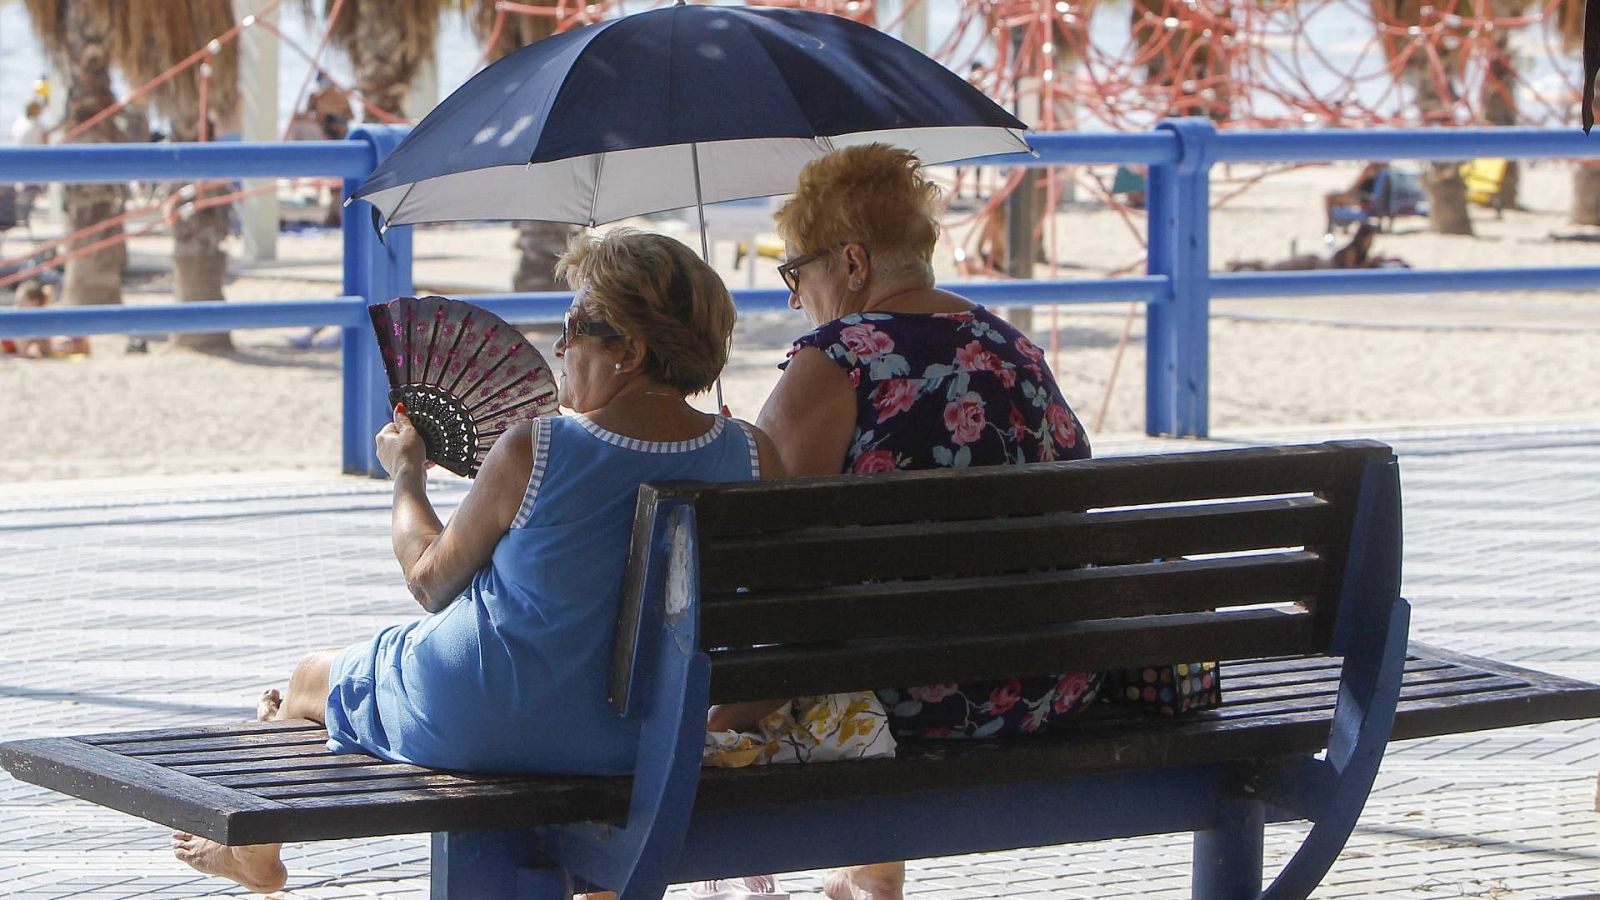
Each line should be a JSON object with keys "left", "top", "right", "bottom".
{"left": 5, "top": 441, "right": 1600, "bottom": 899}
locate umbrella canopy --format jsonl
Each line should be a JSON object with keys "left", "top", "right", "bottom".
{"left": 349, "top": 3, "right": 1030, "bottom": 229}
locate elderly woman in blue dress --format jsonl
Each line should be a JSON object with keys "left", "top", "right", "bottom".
{"left": 172, "top": 229, "right": 781, "bottom": 894}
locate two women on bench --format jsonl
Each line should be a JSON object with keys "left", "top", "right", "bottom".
{"left": 175, "top": 146, "right": 1101, "bottom": 899}
{"left": 172, "top": 229, "right": 783, "bottom": 894}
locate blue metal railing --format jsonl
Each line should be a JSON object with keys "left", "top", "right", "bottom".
{"left": 3, "top": 120, "right": 1598, "bottom": 475}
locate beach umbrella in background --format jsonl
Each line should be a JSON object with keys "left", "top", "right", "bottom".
{"left": 348, "top": 2, "right": 1029, "bottom": 244}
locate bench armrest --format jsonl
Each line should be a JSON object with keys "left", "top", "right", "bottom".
{"left": 1259, "top": 453, "right": 1406, "bottom": 899}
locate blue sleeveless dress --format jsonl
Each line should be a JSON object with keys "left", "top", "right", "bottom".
{"left": 325, "top": 413, "right": 761, "bottom": 775}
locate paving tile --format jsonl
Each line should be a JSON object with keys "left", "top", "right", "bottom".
{"left": 4, "top": 423, "right": 1600, "bottom": 896}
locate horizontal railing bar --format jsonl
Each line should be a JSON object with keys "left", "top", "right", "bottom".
{"left": 1211, "top": 128, "right": 1600, "bottom": 163}
{"left": 0, "top": 298, "right": 365, "bottom": 338}
{"left": 0, "top": 141, "right": 375, "bottom": 184}
{"left": 3, "top": 129, "right": 1597, "bottom": 187}
{"left": 966, "top": 131, "right": 1184, "bottom": 167}
{"left": 1212, "top": 266, "right": 1600, "bottom": 298}
{"left": 0, "top": 278, "right": 1171, "bottom": 338}
{"left": 467, "top": 277, "right": 1170, "bottom": 322}
{"left": 6, "top": 263, "right": 1591, "bottom": 339}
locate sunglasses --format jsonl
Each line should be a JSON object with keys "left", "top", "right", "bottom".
{"left": 777, "top": 242, "right": 865, "bottom": 293}
{"left": 777, "top": 251, "right": 825, "bottom": 293}
{"left": 561, "top": 309, "right": 622, "bottom": 345}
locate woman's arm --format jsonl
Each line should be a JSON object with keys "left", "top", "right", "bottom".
{"left": 379, "top": 414, "right": 536, "bottom": 613}
{"left": 755, "top": 347, "right": 856, "bottom": 477}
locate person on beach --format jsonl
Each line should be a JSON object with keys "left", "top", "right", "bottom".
{"left": 2, "top": 280, "right": 88, "bottom": 359}
{"left": 171, "top": 229, "right": 783, "bottom": 894}
{"left": 3, "top": 281, "right": 53, "bottom": 358}
{"left": 1323, "top": 161, "right": 1387, "bottom": 230}
{"left": 705, "top": 144, "right": 1100, "bottom": 900}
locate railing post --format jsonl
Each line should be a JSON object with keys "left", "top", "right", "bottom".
{"left": 1146, "top": 117, "right": 1215, "bottom": 437}
{"left": 342, "top": 125, "right": 414, "bottom": 477}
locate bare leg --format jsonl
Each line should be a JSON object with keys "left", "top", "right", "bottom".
{"left": 824, "top": 862, "right": 905, "bottom": 900}
{"left": 273, "top": 647, "right": 341, "bottom": 723}
{"left": 172, "top": 648, "right": 341, "bottom": 890}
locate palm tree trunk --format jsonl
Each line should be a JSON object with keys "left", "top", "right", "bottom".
{"left": 467, "top": 0, "right": 571, "bottom": 290}
{"left": 169, "top": 198, "right": 235, "bottom": 352}
{"left": 1402, "top": 43, "right": 1474, "bottom": 235}
{"left": 512, "top": 221, "right": 574, "bottom": 291}
{"left": 1481, "top": 0, "right": 1519, "bottom": 208}
{"left": 1572, "top": 166, "right": 1600, "bottom": 225}
{"left": 60, "top": 5, "right": 126, "bottom": 307}
{"left": 167, "top": 114, "right": 234, "bottom": 352}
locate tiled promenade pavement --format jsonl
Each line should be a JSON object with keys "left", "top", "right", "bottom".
{"left": 1, "top": 421, "right": 1598, "bottom": 898}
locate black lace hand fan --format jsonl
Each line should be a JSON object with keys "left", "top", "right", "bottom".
{"left": 369, "top": 296, "right": 559, "bottom": 477}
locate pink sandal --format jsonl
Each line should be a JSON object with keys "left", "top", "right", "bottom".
{"left": 685, "top": 875, "right": 788, "bottom": 899}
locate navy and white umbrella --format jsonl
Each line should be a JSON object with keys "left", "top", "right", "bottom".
{"left": 349, "top": 3, "right": 1031, "bottom": 237}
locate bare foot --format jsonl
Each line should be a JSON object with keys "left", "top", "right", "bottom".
{"left": 172, "top": 831, "right": 288, "bottom": 894}
{"left": 256, "top": 688, "right": 282, "bottom": 723}
{"left": 824, "top": 863, "right": 904, "bottom": 900}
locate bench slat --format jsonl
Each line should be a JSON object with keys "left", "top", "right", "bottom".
{"left": 702, "top": 552, "right": 1323, "bottom": 647}
{"left": 700, "top": 497, "right": 1339, "bottom": 592}
{"left": 6, "top": 644, "right": 1595, "bottom": 846}
{"left": 73, "top": 720, "right": 324, "bottom": 746}
{"left": 124, "top": 742, "right": 345, "bottom": 767}
{"left": 212, "top": 763, "right": 466, "bottom": 790}
{"left": 669, "top": 442, "right": 1385, "bottom": 537}
{"left": 706, "top": 608, "right": 1315, "bottom": 703}
{"left": 0, "top": 736, "right": 286, "bottom": 844}
{"left": 98, "top": 733, "right": 330, "bottom": 757}
{"left": 174, "top": 752, "right": 415, "bottom": 778}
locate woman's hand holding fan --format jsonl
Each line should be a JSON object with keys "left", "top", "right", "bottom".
{"left": 369, "top": 296, "right": 560, "bottom": 477}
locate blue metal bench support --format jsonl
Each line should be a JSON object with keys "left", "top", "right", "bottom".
{"left": 431, "top": 830, "right": 570, "bottom": 899}
{"left": 342, "top": 125, "right": 414, "bottom": 477}
{"left": 1193, "top": 795, "right": 1266, "bottom": 899}
{"left": 538, "top": 503, "right": 709, "bottom": 898}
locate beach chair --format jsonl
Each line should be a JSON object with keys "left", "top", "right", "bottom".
{"left": 1328, "top": 167, "right": 1429, "bottom": 233}
{"left": 1459, "top": 158, "right": 1508, "bottom": 216}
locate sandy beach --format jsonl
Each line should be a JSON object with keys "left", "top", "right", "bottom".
{"left": 3, "top": 160, "right": 1598, "bottom": 484}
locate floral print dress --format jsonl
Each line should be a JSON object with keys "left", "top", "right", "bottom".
{"left": 781, "top": 306, "right": 1102, "bottom": 738}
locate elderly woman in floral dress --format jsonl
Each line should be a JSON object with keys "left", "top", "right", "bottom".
{"left": 708, "top": 144, "right": 1099, "bottom": 900}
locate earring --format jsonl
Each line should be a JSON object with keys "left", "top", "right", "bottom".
{"left": 614, "top": 362, "right": 623, "bottom": 371}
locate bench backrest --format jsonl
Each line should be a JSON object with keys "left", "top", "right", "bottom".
{"left": 610, "top": 441, "right": 1399, "bottom": 712}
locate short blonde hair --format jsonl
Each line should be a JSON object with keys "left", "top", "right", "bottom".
{"left": 774, "top": 144, "right": 942, "bottom": 278}
{"left": 556, "top": 229, "right": 734, "bottom": 395}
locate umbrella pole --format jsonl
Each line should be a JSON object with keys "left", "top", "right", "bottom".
{"left": 691, "top": 141, "right": 727, "bottom": 414}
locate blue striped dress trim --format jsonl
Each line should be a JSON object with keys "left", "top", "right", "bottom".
{"left": 568, "top": 412, "right": 727, "bottom": 453}
{"left": 736, "top": 420, "right": 761, "bottom": 478}
{"left": 511, "top": 416, "right": 553, "bottom": 529}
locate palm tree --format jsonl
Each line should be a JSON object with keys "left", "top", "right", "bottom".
{"left": 1369, "top": 0, "right": 1474, "bottom": 234}
{"left": 464, "top": 0, "right": 573, "bottom": 292}
{"left": 21, "top": 0, "right": 128, "bottom": 308}
{"left": 1130, "top": 0, "right": 1235, "bottom": 122}
{"left": 110, "top": 2, "right": 240, "bottom": 351}
{"left": 311, "top": 0, "right": 447, "bottom": 117}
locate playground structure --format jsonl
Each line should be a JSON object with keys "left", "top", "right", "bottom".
{"left": 2, "top": 0, "right": 1591, "bottom": 295}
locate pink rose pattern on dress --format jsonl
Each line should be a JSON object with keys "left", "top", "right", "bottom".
{"left": 838, "top": 323, "right": 895, "bottom": 360}
{"left": 871, "top": 378, "right": 920, "bottom": 423}
{"left": 851, "top": 449, "right": 899, "bottom": 473}
{"left": 779, "top": 307, "right": 1101, "bottom": 739}
{"left": 943, "top": 393, "right": 987, "bottom": 445}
